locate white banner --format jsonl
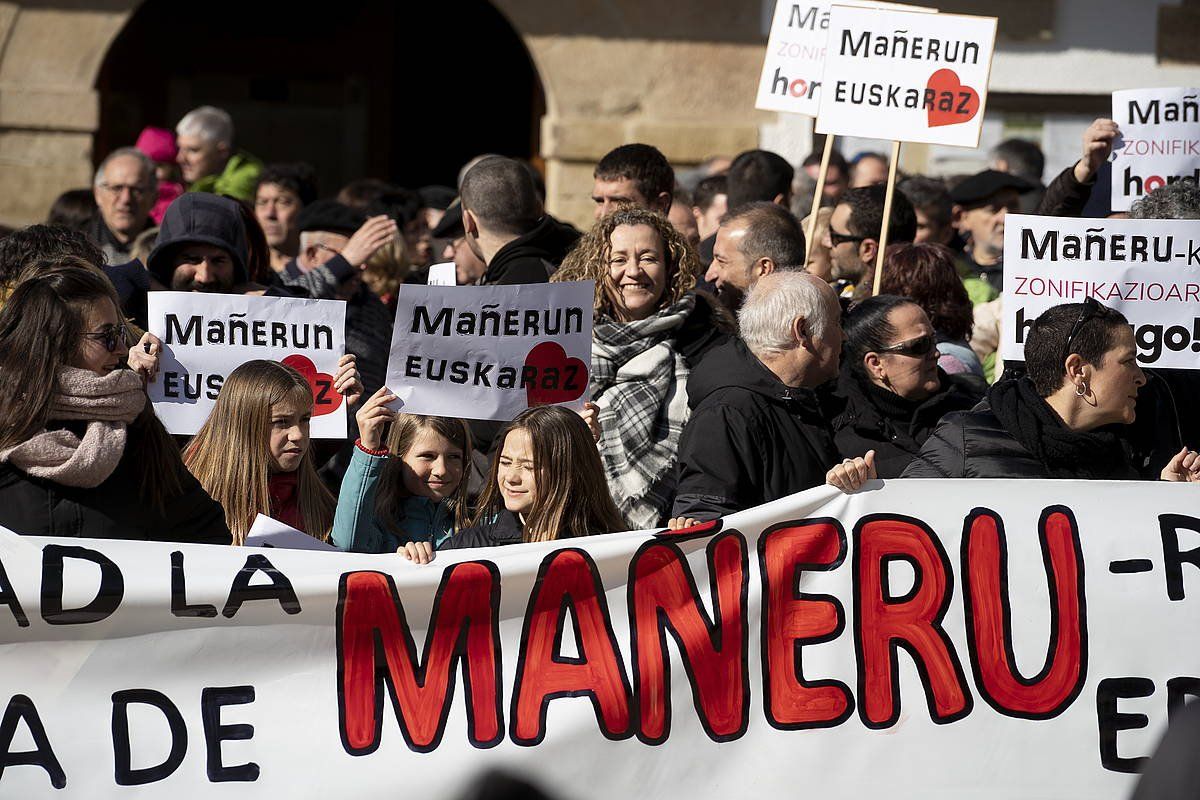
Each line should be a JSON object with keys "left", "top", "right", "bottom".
{"left": 754, "top": 1, "right": 935, "bottom": 116}
{"left": 816, "top": 7, "right": 996, "bottom": 147}
{"left": 1111, "top": 88, "right": 1200, "bottom": 212}
{"left": 1000, "top": 214, "right": 1200, "bottom": 368}
{"left": 1, "top": 480, "right": 1197, "bottom": 798}
{"left": 148, "top": 292, "right": 348, "bottom": 437}
{"left": 384, "top": 282, "right": 594, "bottom": 421}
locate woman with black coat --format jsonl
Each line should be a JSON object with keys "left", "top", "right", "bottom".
{"left": 903, "top": 298, "right": 1200, "bottom": 481}
{"left": 0, "top": 261, "right": 231, "bottom": 543}
{"left": 828, "top": 295, "right": 984, "bottom": 478}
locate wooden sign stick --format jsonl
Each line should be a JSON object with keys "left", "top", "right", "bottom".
{"left": 871, "top": 140, "right": 903, "bottom": 296}
{"left": 804, "top": 134, "right": 836, "bottom": 264}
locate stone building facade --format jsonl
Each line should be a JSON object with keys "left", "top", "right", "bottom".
{"left": 0, "top": 0, "right": 1198, "bottom": 229}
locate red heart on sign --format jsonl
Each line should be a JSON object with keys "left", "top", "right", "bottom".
{"left": 281, "top": 354, "right": 342, "bottom": 417}
{"left": 523, "top": 342, "right": 589, "bottom": 407}
{"left": 925, "top": 68, "right": 980, "bottom": 128}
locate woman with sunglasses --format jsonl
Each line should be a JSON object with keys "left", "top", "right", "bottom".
{"left": 0, "top": 260, "right": 232, "bottom": 542}
{"left": 825, "top": 295, "right": 984, "bottom": 480}
{"left": 900, "top": 298, "right": 1200, "bottom": 482}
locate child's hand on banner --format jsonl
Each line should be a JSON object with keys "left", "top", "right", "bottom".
{"left": 398, "top": 541, "right": 435, "bottom": 564}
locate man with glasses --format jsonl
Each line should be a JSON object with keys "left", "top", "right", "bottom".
{"left": 88, "top": 148, "right": 157, "bottom": 263}
{"left": 822, "top": 184, "right": 917, "bottom": 299}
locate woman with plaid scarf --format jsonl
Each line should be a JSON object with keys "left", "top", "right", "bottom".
{"left": 554, "top": 208, "right": 733, "bottom": 529}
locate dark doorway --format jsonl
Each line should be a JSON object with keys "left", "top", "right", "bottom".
{"left": 95, "top": 1, "right": 544, "bottom": 195}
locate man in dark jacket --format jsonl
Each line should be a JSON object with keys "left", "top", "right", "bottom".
{"left": 461, "top": 156, "right": 579, "bottom": 285}
{"left": 672, "top": 271, "right": 843, "bottom": 520}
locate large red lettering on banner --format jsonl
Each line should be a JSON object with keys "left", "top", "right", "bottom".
{"left": 963, "top": 506, "right": 1087, "bottom": 718}
{"left": 760, "top": 519, "right": 854, "bottom": 729}
{"left": 629, "top": 530, "right": 749, "bottom": 744}
{"left": 511, "top": 549, "right": 633, "bottom": 745}
{"left": 336, "top": 565, "right": 503, "bottom": 755}
{"left": 854, "top": 515, "right": 972, "bottom": 728}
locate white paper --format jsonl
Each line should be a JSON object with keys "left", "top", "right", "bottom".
{"left": 147, "top": 292, "right": 348, "bottom": 437}
{"left": 1110, "top": 87, "right": 1200, "bottom": 212}
{"left": 1001, "top": 214, "right": 1200, "bottom": 369}
{"left": 816, "top": 6, "right": 996, "bottom": 147}
{"left": 244, "top": 513, "right": 338, "bottom": 551}
{"left": 755, "top": 0, "right": 936, "bottom": 116}
{"left": 384, "top": 281, "right": 594, "bottom": 421}
{"left": 426, "top": 262, "right": 457, "bottom": 286}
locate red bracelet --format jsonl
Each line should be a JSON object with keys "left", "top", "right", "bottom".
{"left": 355, "top": 438, "right": 389, "bottom": 457}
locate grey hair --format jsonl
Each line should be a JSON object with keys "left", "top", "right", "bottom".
{"left": 1129, "top": 179, "right": 1200, "bottom": 220}
{"left": 176, "top": 105, "right": 234, "bottom": 146}
{"left": 738, "top": 271, "right": 833, "bottom": 355}
{"left": 93, "top": 147, "right": 155, "bottom": 189}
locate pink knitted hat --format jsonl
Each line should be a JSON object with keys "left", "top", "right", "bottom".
{"left": 135, "top": 126, "right": 177, "bottom": 163}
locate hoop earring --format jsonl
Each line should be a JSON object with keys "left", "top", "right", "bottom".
{"left": 1075, "top": 382, "right": 1087, "bottom": 398}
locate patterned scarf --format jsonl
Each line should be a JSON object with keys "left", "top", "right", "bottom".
{"left": 0, "top": 367, "right": 146, "bottom": 488}
{"left": 590, "top": 294, "right": 695, "bottom": 529}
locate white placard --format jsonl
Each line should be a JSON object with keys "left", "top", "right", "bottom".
{"left": 1000, "top": 214, "right": 1200, "bottom": 369}
{"left": 245, "top": 514, "right": 337, "bottom": 551}
{"left": 755, "top": 0, "right": 936, "bottom": 116}
{"left": 1111, "top": 88, "right": 1200, "bottom": 212}
{"left": 426, "top": 262, "right": 457, "bottom": 287}
{"left": 816, "top": 6, "right": 996, "bottom": 147}
{"left": 384, "top": 281, "right": 594, "bottom": 421}
{"left": 148, "top": 292, "right": 348, "bottom": 437}
{"left": 1, "top": 479, "right": 1197, "bottom": 798}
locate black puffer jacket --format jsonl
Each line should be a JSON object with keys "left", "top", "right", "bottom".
{"left": 827, "top": 367, "right": 984, "bottom": 478}
{"left": 483, "top": 216, "right": 581, "bottom": 286}
{"left": 442, "top": 509, "right": 524, "bottom": 550}
{"left": 671, "top": 338, "right": 839, "bottom": 520}
{"left": 902, "top": 378, "right": 1141, "bottom": 480}
{"left": 0, "top": 420, "right": 231, "bottom": 544}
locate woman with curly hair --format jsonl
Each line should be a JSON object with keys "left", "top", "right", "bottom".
{"left": 555, "top": 207, "right": 733, "bottom": 528}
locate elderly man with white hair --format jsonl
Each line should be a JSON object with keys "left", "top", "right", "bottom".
{"left": 87, "top": 147, "right": 157, "bottom": 263}
{"left": 670, "top": 271, "right": 845, "bottom": 521}
{"left": 175, "top": 105, "right": 262, "bottom": 201}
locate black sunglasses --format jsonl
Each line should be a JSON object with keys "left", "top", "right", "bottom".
{"left": 877, "top": 333, "right": 937, "bottom": 358}
{"left": 828, "top": 228, "right": 868, "bottom": 247}
{"left": 82, "top": 322, "right": 130, "bottom": 353}
{"left": 1062, "top": 297, "right": 1101, "bottom": 362}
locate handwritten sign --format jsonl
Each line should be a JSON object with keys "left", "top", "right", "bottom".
{"left": 148, "top": 292, "right": 348, "bottom": 437}
{"left": 1111, "top": 87, "right": 1200, "bottom": 212}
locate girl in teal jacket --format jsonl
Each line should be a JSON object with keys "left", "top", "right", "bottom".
{"left": 331, "top": 387, "right": 471, "bottom": 554}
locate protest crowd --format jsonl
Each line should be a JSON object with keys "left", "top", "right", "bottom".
{"left": 1, "top": 100, "right": 1199, "bottom": 558}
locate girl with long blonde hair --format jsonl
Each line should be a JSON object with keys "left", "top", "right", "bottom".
{"left": 185, "top": 358, "right": 361, "bottom": 544}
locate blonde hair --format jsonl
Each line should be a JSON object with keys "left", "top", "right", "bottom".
{"left": 376, "top": 414, "right": 473, "bottom": 535}
{"left": 554, "top": 206, "right": 698, "bottom": 320}
{"left": 361, "top": 236, "right": 411, "bottom": 303}
{"left": 184, "top": 360, "right": 334, "bottom": 543}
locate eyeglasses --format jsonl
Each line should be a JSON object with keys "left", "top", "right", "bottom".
{"left": 876, "top": 333, "right": 936, "bottom": 358}
{"left": 827, "top": 228, "right": 868, "bottom": 247}
{"left": 98, "top": 183, "right": 151, "bottom": 200}
{"left": 1062, "top": 296, "right": 1101, "bottom": 362}
{"left": 82, "top": 322, "right": 130, "bottom": 353}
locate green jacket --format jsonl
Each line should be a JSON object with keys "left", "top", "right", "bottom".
{"left": 189, "top": 150, "right": 263, "bottom": 202}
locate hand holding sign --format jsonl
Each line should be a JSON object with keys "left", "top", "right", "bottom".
{"left": 355, "top": 386, "right": 397, "bottom": 451}
{"left": 1076, "top": 118, "right": 1120, "bottom": 184}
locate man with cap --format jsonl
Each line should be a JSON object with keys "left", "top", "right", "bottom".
{"left": 950, "top": 169, "right": 1035, "bottom": 294}
{"left": 288, "top": 199, "right": 396, "bottom": 398}
{"left": 146, "top": 193, "right": 257, "bottom": 293}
